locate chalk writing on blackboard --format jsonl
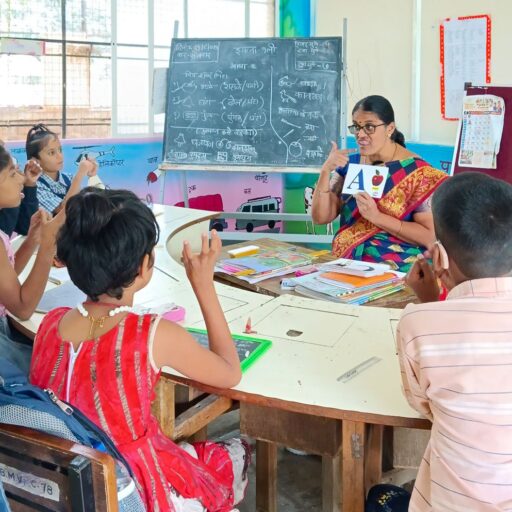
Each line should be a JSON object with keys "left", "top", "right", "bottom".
{"left": 164, "top": 37, "right": 342, "bottom": 167}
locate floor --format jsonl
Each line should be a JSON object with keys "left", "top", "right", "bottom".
{"left": 209, "top": 409, "right": 323, "bottom": 512}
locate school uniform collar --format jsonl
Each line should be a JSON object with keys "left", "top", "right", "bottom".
{"left": 447, "top": 277, "right": 512, "bottom": 300}
{"left": 39, "top": 172, "right": 65, "bottom": 186}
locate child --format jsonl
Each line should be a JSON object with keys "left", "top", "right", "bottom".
{"left": 0, "top": 140, "right": 41, "bottom": 236}
{"left": 30, "top": 188, "right": 250, "bottom": 512}
{"left": 398, "top": 172, "right": 512, "bottom": 511}
{"left": 0, "top": 145, "right": 64, "bottom": 374}
{"left": 26, "top": 124, "right": 99, "bottom": 214}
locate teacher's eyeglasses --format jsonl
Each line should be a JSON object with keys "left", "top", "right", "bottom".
{"left": 348, "top": 123, "right": 386, "bottom": 135}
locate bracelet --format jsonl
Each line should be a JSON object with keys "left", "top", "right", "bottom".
{"left": 396, "top": 220, "right": 404, "bottom": 237}
{"left": 318, "top": 188, "right": 331, "bottom": 194}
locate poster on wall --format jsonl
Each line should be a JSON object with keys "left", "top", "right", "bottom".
{"left": 458, "top": 94, "right": 504, "bottom": 169}
{"left": 440, "top": 14, "right": 491, "bottom": 120}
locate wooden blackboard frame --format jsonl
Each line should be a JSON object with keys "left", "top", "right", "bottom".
{"left": 452, "top": 84, "right": 512, "bottom": 183}
{"left": 162, "top": 36, "right": 343, "bottom": 169}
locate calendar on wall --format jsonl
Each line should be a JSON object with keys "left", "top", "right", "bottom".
{"left": 458, "top": 94, "right": 505, "bottom": 169}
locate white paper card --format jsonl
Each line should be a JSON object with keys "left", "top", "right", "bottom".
{"left": 342, "top": 164, "right": 389, "bottom": 198}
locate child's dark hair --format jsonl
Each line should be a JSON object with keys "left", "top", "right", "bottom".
{"left": 57, "top": 188, "right": 160, "bottom": 301}
{"left": 0, "top": 145, "right": 12, "bottom": 172}
{"left": 432, "top": 172, "right": 512, "bottom": 278}
{"left": 26, "top": 123, "right": 58, "bottom": 160}
{"left": 352, "top": 95, "right": 406, "bottom": 147}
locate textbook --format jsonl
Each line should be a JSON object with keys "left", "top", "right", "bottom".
{"left": 318, "top": 271, "right": 401, "bottom": 290}
{"left": 282, "top": 270, "right": 405, "bottom": 304}
{"left": 216, "top": 249, "right": 313, "bottom": 284}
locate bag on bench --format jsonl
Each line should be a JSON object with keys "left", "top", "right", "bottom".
{"left": 0, "top": 357, "right": 145, "bottom": 512}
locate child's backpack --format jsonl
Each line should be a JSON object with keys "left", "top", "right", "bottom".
{"left": 0, "top": 358, "right": 145, "bottom": 512}
{"left": 365, "top": 484, "right": 411, "bottom": 512}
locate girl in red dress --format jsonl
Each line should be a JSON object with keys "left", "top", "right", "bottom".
{"left": 30, "top": 188, "right": 250, "bottom": 512}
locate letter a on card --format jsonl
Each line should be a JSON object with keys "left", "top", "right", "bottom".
{"left": 342, "top": 163, "right": 389, "bottom": 198}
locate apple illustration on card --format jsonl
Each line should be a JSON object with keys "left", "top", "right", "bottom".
{"left": 342, "top": 163, "right": 389, "bottom": 198}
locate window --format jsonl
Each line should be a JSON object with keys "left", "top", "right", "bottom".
{"left": 0, "top": 0, "right": 275, "bottom": 140}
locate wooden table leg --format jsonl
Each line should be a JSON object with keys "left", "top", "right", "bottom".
{"left": 256, "top": 440, "right": 277, "bottom": 512}
{"left": 342, "top": 420, "right": 366, "bottom": 512}
{"left": 322, "top": 453, "right": 342, "bottom": 512}
{"left": 365, "top": 424, "right": 383, "bottom": 493}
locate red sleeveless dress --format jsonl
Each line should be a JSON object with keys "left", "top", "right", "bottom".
{"left": 30, "top": 308, "right": 249, "bottom": 512}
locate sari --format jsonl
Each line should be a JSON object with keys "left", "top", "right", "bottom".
{"left": 332, "top": 156, "right": 448, "bottom": 272}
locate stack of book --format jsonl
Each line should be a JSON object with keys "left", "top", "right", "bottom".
{"left": 215, "top": 249, "right": 314, "bottom": 284}
{"left": 282, "top": 258, "right": 405, "bottom": 304}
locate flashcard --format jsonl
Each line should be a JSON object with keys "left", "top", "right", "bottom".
{"left": 342, "top": 163, "right": 389, "bottom": 198}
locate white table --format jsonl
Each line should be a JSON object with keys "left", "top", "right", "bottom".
{"left": 17, "top": 204, "right": 428, "bottom": 512}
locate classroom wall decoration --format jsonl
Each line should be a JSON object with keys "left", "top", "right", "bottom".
{"left": 6, "top": 137, "right": 283, "bottom": 234}
{"left": 440, "top": 14, "right": 491, "bottom": 120}
{"left": 5, "top": 137, "right": 453, "bottom": 236}
{"left": 451, "top": 84, "right": 512, "bottom": 183}
{"left": 279, "top": 0, "right": 312, "bottom": 38}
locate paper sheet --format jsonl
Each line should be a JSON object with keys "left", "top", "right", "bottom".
{"left": 441, "top": 16, "right": 490, "bottom": 120}
{"left": 36, "top": 281, "right": 86, "bottom": 314}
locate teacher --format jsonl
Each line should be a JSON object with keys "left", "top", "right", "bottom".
{"left": 311, "top": 95, "right": 448, "bottom": 272}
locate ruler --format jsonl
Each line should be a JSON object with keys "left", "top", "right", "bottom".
{"left": 337, "top": 356, "right": 382, "bottom": 383}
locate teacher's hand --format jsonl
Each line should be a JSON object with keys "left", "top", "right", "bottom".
{"left": 321, "top": 141, "right": 353, "bottom": 174}
{"left": 355, "top": 192, "right": 381, "bottom": 224}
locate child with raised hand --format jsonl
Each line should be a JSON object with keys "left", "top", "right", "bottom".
{"left": 30, "top": 187, "right": 250, "bottom": 512}
{"left": 398, "top": 172, "right": 512, "bottom": 511}
{"left": 0, "top": 140, "right": 42, "bottom": 236}
{"left": 26, "top": 123, "right": 99, "bottom": 214}
{"left": 0, "top": 145, "right": 64, "bottom": 373}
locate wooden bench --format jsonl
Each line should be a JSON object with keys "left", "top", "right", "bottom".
{"left": 0, "top": 424, "right": 118, "bottom": 512}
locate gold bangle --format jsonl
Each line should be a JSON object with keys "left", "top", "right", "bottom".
{"left": 396, "top": 220, "right": 404, "bottom": 236}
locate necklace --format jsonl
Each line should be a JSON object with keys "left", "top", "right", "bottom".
{"left": 76, "top": 302, "right": 135, "bottom": 339}
{"left": 389, "top": 142, "right": 399, "bottom": 162}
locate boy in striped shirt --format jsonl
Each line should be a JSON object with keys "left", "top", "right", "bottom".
{"left": 398, "top": 172, "right": 512, "bottom": 511}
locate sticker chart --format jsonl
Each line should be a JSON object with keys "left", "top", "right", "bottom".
{"left": 187, "top": 328, "right": 272, "bottom": 372}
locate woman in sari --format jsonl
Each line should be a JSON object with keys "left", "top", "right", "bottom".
{"left": 311, "top": 95, "right": 448, "bottom": 272}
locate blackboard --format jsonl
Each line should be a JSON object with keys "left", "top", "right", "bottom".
{"left": 452, "top": 85, "right": 512, "bottom": 184}
{"left": 187, "top": 327, "right": 272, "bottom": 372}
{"left": 163, "top": 37, "right": 342, "bottom": 168}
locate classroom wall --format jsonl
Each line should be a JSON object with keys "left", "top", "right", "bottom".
{"left": 316, "top": 0, "right": 512, "bottom": 146}
{"left": 419, "top": 0, "right": 512, "bottom": 143}
{"left": 316, "top": 0, "right": 414, "bottom": 139}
